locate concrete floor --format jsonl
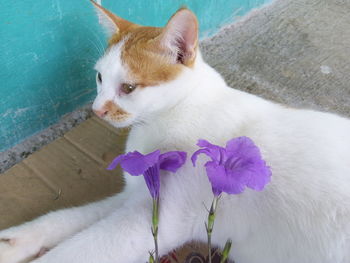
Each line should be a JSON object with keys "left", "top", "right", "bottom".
{"left": 201, "top": 0, "right": 350, "bottom": 116}
{"left": 1, "top": 0, "right": 350, "bottom": 173}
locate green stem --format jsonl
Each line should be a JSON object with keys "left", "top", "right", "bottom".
{"left": 207, "top": 230, "right": 212, "bottom": 263}
{"left": 152, "top": 198, "right": 160, "bottom": 263}
{"left": 207, "top": 196, "right": 219, "bottom": 263}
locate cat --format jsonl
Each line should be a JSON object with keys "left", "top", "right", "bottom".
{"left": 0, "top": 1, "right": 349, "bottom": 263}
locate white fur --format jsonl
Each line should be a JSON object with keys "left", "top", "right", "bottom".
{"left": 1, "top": 32, "right": 350, "bottom": 263}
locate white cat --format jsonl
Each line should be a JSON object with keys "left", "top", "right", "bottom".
{"left": 1, "top": 1, "right": 349, "bottom": 263}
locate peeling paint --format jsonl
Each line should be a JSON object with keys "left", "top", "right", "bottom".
{"left": 54, "top": 0, "right": 63, "bottom": 20}
{"left": 14, "top": 107, "right": 31, "bottom": 117}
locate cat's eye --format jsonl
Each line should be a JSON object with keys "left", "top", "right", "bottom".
{"left": 97, "top": 72, "right": 102, "bottom": 84}
{"left": 121, "top": 83, "right": 137, "bottom": 94}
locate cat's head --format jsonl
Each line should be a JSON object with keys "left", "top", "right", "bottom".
{"left": 91, "top": 1, "right": 199, "bottom": 127}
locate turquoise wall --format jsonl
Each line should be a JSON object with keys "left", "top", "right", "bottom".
{"left": 0, "top": 0, "right": 270, "bottom": 152}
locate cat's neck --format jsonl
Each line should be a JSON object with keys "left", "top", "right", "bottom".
{"left": 162, "top": 52, "right": 232, "bottom": 113}
{"left": 155, "top": 52, "right": 262, "bottom": 125}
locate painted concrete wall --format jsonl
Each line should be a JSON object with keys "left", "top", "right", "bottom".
{"left": 0, "top": 0, "right": 269, "bottom": 152}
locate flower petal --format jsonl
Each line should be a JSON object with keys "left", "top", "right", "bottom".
{"left": 191, "top": 139, "right": 227, "bottom": 166}
{"left": 107, "top": 154, "right": 126, "bottom": 170}
{"left": 224, "top": 169, "right": 249, "bottom": 194}
{"left": 246, "top": 160, "right": 272, "bottom": 191}
{"left": 197, "top": 139, "right": 219, "bottom": 148}
{"left": 225, "top": 137, "right": 260, "bottom": 160}
{"left": 206, "top": 161, "right": 247, "bottom": 195}
{"left": 191, "top": 149, "right": 212, "bottom": 166}
{"left": 143, "top": 164, "right": 160, "bottom": 198}
{"left": 204, "top": 161, "right": 225, "bottom": 196}
{"left": 226, "top": 137, "right": 271, "bottom": 191}
{"left": 159, "top": 151, "right": 187, "bottom": 173}
{"left": 108, "top": 150, "right": 160, "bottom": 176}
{"left": 198, "top": 139, "right": 226, "bottom": 164}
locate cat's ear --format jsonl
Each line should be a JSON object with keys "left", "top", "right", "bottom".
{"left": 159, "top": 8, "right": 199, "bottom": 65}
{"left": 90, "top": 0, "right": 134, "bottom": 36}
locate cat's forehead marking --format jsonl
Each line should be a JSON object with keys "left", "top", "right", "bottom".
{"left": 108, "top": 26, "right": 184, "bottom": 87}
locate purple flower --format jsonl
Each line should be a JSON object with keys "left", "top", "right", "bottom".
{"left": 191, "top": 137, "right": 271, "bottom": 196}
{"left": 108, "top": 150, "right": 187, "bottom": 198}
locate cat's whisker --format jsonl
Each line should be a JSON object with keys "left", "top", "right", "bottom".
{"left": 86, "top": 38, "right": 105, "bottom": 59}
{"left": 83, "top": 25, "right": 106, "bottom": 57}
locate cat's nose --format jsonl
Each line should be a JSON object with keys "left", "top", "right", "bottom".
{"left": 93, "top": 109, "right": 108, "bottom": 118}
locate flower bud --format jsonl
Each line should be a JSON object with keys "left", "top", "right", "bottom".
{"left": 149, "top": 252, "right": 155, "bottom": 263}
{"left": 220, "top": 239, "right": 232, "bottom": 263}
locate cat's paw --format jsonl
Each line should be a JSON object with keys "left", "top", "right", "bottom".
{"left": 0, "top": 224, "right": 48, "bottom": 263}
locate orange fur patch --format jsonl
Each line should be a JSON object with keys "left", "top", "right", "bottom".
{"left": 108, "top": 26, "right": 184, "bottom": 87}
{"left": 104, "top": 100, "right": 130, "bottom": 122}
{"left": 108, "top": 11, "right": 198, "bottom": 86}
{"left": 122, "top": 27, "right": 185, "bottom": 86}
